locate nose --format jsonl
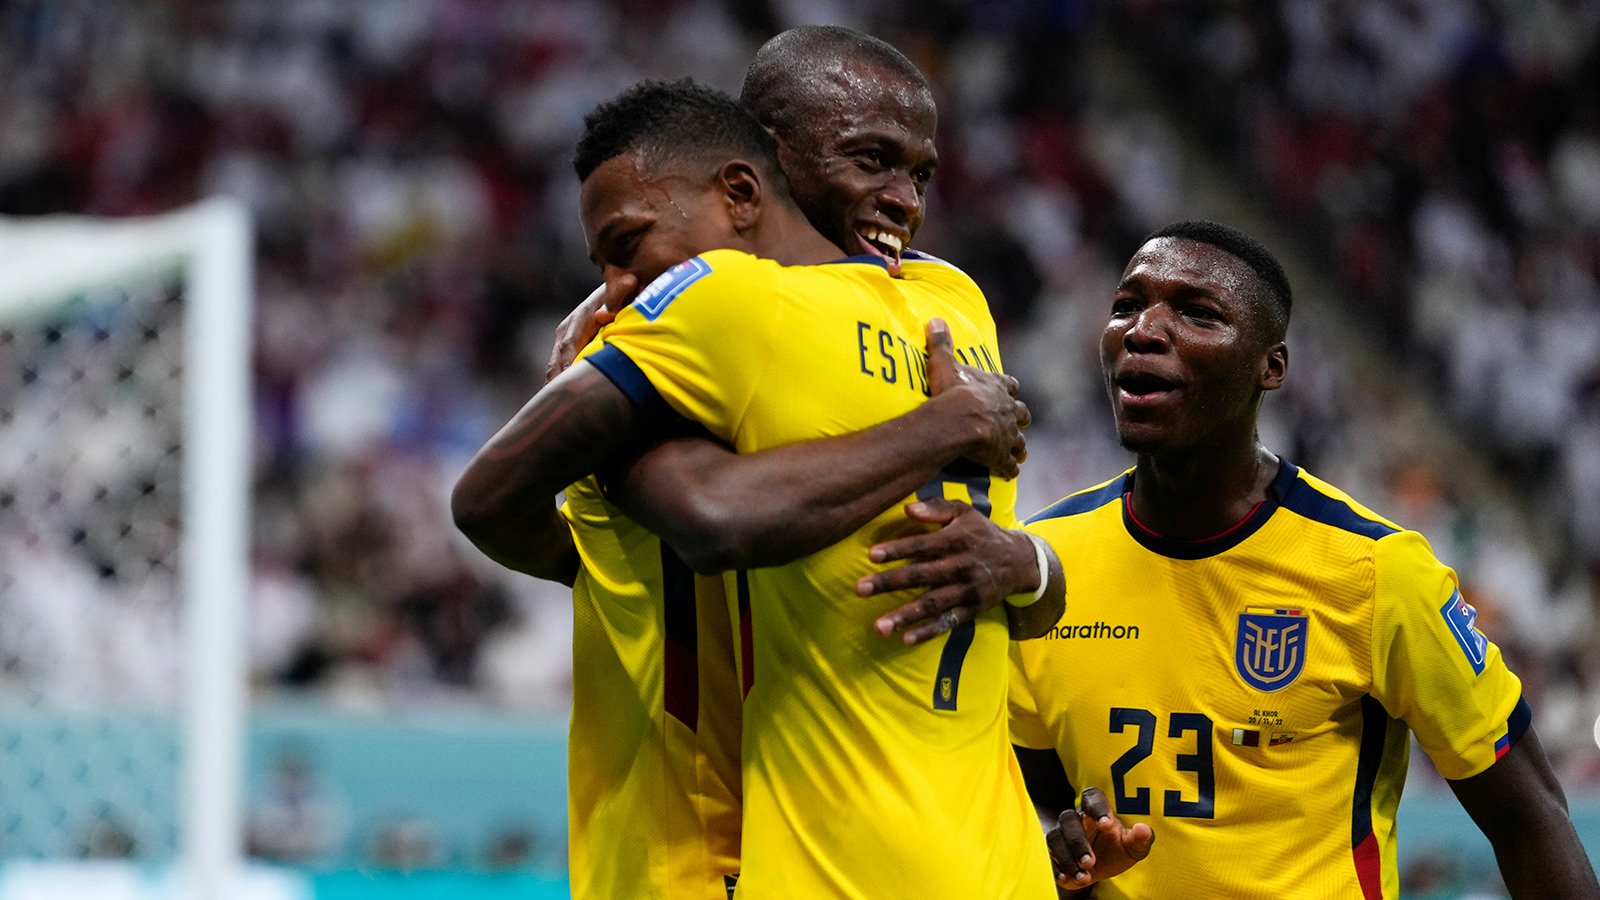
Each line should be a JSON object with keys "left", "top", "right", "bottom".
{"left": 604, "top": 262, "right": 646, "bottom": 296}
{"left": 878, "top": 171, "right": 924, "bottom": 233}
{"left": 1124, "top": 306, "right": 1171, "bottom": 352}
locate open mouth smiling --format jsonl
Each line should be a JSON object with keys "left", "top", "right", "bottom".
{"left": 858, "top": 225, "right": 905, "bottom": 275}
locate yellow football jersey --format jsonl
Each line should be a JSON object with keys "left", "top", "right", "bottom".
{"left": 1010, "top": 462, "right": 1529, "bottom": 900}
{"left": 562, "top": 350, "right": 743, "bottom": 898}
{"left": 588, "top": 249, "right": 1054, "bottom": 900}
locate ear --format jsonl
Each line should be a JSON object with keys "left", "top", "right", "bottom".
{"left": 1259, "top": 341, "right": 1288, "bottom": 392}
{"left": 717, "top": 160, "right": 763, "bottom": 232}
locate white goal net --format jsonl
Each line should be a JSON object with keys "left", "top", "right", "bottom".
{"left": 0, "top": 200, "right": 253, "bottom": 899}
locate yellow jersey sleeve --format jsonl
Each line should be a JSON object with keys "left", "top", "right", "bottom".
{"left": 1007, "top": 640, "right": 1054, "bottom": 751}
{"left": 1369, "top": 529, "right": 1526, "bottom": 780}
{"left": 587, "top": 250, "right": 778, "bottom": 443}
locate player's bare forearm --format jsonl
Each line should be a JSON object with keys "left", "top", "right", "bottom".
{"left": 1448, "top": 727, "right": 1600, "bottom": 898}
{"left": 611, "top": 387, "right": 1023, "bottom": 574}
{"left": 1005, "top": 537, "right": 1065, "bottom": 640}
{"left": 451, "top": 361, "right": 643, "bottom": 584}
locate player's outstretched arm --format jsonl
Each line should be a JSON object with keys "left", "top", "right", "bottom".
{"left": 1447, "top": 724, "right": 1600, "bottom": 898}
{"left": 606, "top": 318, "right": 1031, "bottom": 575}
{"left": 451, "top": 361, "right": 647, "bottom": 585}
{"left": 855, "top": 501, "right": 1066, "bottom": 643}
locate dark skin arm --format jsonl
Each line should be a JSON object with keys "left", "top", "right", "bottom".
{"left": 450, "top": 362, "right": 644, "bottom": 586}
{"left": 1447, "top": 725, "right": 1600, "bottom": 898}
{"left": 855, "top": 499, "right": 1067, "bottom": 641}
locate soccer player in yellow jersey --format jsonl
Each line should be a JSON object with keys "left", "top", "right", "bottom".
{"left": 978, "top": 221, "right": 1596, "bottom": 897}
{"left": 455, "top": 76, "right": 1064, "bottom": 899}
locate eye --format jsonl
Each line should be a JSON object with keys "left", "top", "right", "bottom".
{"left": 1182, "top": 305, "right": 1222, "bottom": 323}
{"left": 608, "top": 226, "right": 648, "bottom": 266}
{"left": 858, "top": 148, "right": 886, "bottom": 169}
{"left": 1110, "top": 295, "right": 1141, "bottom": 317}
{"left": 911, "top": 166, "right": 934, "bottom": 186}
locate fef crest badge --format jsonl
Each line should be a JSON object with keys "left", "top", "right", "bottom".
{"left": 1235, "top": 608, "right": 1308, "bottom": 692}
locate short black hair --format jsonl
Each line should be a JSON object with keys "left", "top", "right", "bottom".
{"left": 573, "top": 78, "right": 782, "bottom": 183}
{"left": 740, "top": 25, "right": 929, "bottom": 142}
{"left": 1145, "top": 220, "right": 1292, "bottom": 336}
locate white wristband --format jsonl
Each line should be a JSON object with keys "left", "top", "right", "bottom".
{"left": 1004, "top": 533, "right": 1051, "bottom": 608}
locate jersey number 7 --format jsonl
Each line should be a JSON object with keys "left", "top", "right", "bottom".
{"left": 920, "top": 462, "right": 991, "bottom": 712}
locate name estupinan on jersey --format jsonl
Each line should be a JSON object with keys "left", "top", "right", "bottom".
{"left": 855, "top": 321, "right": 999, "bottom": 395}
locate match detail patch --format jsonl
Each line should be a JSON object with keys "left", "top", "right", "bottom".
{"left": 633, "top": 256, "right": 711, "bottom": 320}
{"left": 1439, "top": 589, "right": 1488, "bottom": 675}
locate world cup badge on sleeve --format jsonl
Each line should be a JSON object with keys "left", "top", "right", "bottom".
{"left": 1439, "top": 589, "right": 1488, "bottom": 675}
{"left": 633, "top": 256, "right": 713, "bottom": 320}
{"left": 1235, "top": 608, "right": 1309, "bottom": 692}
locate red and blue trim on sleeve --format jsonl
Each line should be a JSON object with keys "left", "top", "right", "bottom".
{"left": 1496, "top": 695, "right": 1533, "bottom": 761}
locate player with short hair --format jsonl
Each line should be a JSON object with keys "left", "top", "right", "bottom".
{"left": 454, "top": 75, "right": 1063, "bottom": 899}
{"left": 941, "top": 220, "right": 1597, "bottom": 897}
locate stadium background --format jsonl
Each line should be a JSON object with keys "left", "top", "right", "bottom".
{"left": 2, "top": 0, "right": 1599, "bottom": 897}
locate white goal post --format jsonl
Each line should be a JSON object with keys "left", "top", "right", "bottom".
{"left": 0, "top": 198, "right": 252, "bottom": 899}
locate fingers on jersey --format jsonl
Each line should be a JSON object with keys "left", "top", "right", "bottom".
{"left": 544, "top": 274, "right": 636, "bottom": 384}
{"left": 923, "top": 318, "right": 1030, "bottom": 476}
{"left": 860, "top": 498, "right": 1029, "bottom": 646}
{"left": 871, "top": 589, "right": 978, "bottom": 645}
{"left": 1047, "top": 806, "right": 1097, "bottom": 888}
{"left": 1048, "top": 786, "right": 1156, "bottom": 889}
{"left": 924, "top": 317, "right": 956, "bottom": 388}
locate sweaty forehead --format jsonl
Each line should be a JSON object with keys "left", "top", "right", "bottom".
{"left": 1122, "top": 237, "right": 1255, "bottom": 300}
{"left": 794, "top": 60, "right": 936, "bottom": 144}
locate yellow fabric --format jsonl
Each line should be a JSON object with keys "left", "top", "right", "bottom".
{"left": 562, "top": 344, "right": 742, "bottom": 899}
{"left": 595, "top": 249, "right": 1053, "bottom": 900}
{"left": 1011, "top": 463, "right": 1524, "bottom": 900}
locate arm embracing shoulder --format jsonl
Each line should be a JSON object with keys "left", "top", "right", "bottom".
{"left": 451, "top": 361, "right": 646, "bottom": 584}
{"left": 609, "top": 387, "right": 1019, "bottom": 574}
{"left": 609, "top": 315, "right": 1032, "bottom": 574}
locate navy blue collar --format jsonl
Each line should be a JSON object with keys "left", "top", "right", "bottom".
{"left": 1121, "top": 460, "right": 1299, "bottom": 560}
{"left": 823, "top": 254, "right": 891, "bottom": 268}
{"left": 821, "top": 249, "right": 939, "bottom": 268}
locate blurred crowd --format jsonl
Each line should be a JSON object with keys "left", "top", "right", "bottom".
{"left": 1, "top": 0, "right": 1598, "bottom": 797}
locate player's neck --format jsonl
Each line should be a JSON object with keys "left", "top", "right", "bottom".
{"left": 750, "top": 208, "right": 849, "bottom": 268}
{"left": 1129, "top": 443, "right": 1280, "bottom": 541}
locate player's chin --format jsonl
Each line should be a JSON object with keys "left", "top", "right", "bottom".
{"left": 1114, "top": 422, "right": 1168, "bottom": 455}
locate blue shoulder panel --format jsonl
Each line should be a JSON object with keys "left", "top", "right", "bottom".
{"left": 1026, "top": 473, "right": 1129, "bottom": 524}
{"left": 633, "top": 256, "right": 712, "bottom": 321}
{"left": 1276, "top": 465, "right": 1398, "bottom": 540}
{"left": 587, "top": 344, "right": 668, "bottom": 416}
